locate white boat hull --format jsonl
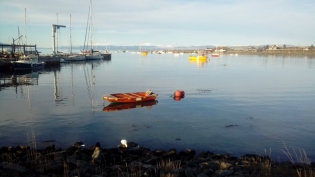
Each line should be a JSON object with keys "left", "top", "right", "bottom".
{"left": 64, "top": 55, "right": 86, "bottom": 61}
{"left": 11, "top": 61, "right": 45, "bottom": 70}
{"left": 85, "top": 53, "right": 103, "bottom": 60}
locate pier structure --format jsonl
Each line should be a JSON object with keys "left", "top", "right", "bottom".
{"left": 0, "top": 39, "right": 38, "bottom": 59}
{"left": 0, "top": 40, "right": 39, "bottom": 71}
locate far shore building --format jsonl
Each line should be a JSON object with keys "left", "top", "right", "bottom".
{"left": 268, "top": 45, "right": 280, "bottom": 50}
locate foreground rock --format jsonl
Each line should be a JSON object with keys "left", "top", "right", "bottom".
{"left": 0, "top": 142, "right": 314, "bottom": 177}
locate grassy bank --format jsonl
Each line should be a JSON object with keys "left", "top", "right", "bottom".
{"left": 1, "top": 140, "right": 314, "bottom": 177}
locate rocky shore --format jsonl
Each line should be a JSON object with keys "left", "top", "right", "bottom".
{"left": 1, "top": 142, "right": 314, "bottom": 177}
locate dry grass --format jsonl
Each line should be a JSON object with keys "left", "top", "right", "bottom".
{"left": 26, "top": 130, "right": 39, "bottom": 164}
{"left": 128, "top": 162, "right": 143, "bottom": 177}
{"left": 157, "top": 159, "right": 181, "bottom": 170}
{"left": 157, "top": 159, "right": 181, "bottom": 177}
{"left": 63, "top": 157, "right": 70, "bottom": 177}
{"left": 244, "top": 156, "right": 272, "bottom": 177}
{"left": 281, "top": 142, "right": 315, "bottom": 177}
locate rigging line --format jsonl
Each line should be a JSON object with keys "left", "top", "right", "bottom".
{"left": 56, "top": 13, "right": 59, "bottom": 53}
{"left": 24, "top": 8, "right": 27, "bottom": 45}
{"left": 69, "top": 14, "right": 72, "bottom": 54}
{"left": 90, "top": 0, "right": 94, "bottom": 51}
{"left": 83, "top": 5, "right": 91, "bottom": 52}
{"left": 86, "top": 24, "right": 90, "bottom": 52}
{"left": 17, "top": 27, "right": 22, "bottom": 52}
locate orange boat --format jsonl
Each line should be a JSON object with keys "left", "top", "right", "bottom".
{"left": 102, "top": 90, "right": 158, "bottom": 103}
{"left": 103, "top": 100, "right": 158, "bottom": 112}
{"left": 211, "top": 53, "right": 220, "bottom": 57}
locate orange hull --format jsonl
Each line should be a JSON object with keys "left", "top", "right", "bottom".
{"left": 102, "top": 91, "right": 158, "bottom": 103}
{"left": 211, "top": 53, "right": 220, "bottom": 57}
{"left": 103, "top": 100, "right": 158, "bottom": 112}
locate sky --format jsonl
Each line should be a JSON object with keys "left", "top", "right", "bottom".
{"left": 0, "top": 0, "right": 314, "bottom": 48}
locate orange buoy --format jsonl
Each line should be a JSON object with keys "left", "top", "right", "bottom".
{"left": 174, "top": 90, "right": 185, "bottom": 98}
{"left": 174, "top": 90, "right": 182, "bottom": 97}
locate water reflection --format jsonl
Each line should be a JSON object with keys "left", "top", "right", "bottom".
{"left": 189, "top": 59, "right": 209, "bottom": 68}
{"left": 58, "top": 59, "right": 109, "bottom": 110}
{"left": 1, "top": 54, "right": 315, "bottom": 159}
{"left": 103, "top": 100, "right": 158, "bottom": 112}
{"left": 0, "top": 70, "right": 40, "bottom": 90}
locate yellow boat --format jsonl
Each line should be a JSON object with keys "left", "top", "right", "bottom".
{"left": 141, "top": 51, "right": 148, "bottom": 56}
{"left": 189, "top": 55, "right": 208, "bottom": 61}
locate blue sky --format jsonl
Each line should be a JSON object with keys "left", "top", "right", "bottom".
{"left": 1, "top": 0, "right": 314, "bottom": 48}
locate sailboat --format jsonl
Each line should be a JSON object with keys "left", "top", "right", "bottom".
{"left": 211, "top": 46, "right": 220, "bottom": 57}
{"left": 64, "top": 14, "right": 85, "bottom": 61}
{"left": 11, "top": 8, "right": 45, "bottom": 70}
{"left": 189, "top": 47, "right": 208, "bottom": 61}
{"left": 138, "top": 44, "right": 148, "bottom": 56}
{"left": 84, "top": 0, "right": 102, "bottom": 60}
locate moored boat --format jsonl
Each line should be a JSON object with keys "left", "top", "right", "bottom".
{"left": 11, "top": 55, "right": 45, "bottom": 70}
{"left": 212, "top": 46, "right": 220, "bottom": 57}
{"left": 85, "top": 52, "right": 103, "bottom": 60}
{"left": 64, "top": 54, "right": 86, "bottom": 61}
{"left": 64, "top": 14, "right": 86, "bottom": 62}
{"left": 141, "top": 51, "right": 148, "bottom": 56}
{"left": 211, "top": 53, "right": 220, "bottom": 57}
{"left": 189, "top": 55, "right": 208, "bottom": 60}
{"left": 102, "top": 90, "right": 158, "bottom": 103}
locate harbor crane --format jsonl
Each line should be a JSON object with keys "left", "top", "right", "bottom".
{"left": 52, "top": 24, "right": 66, "bottom": 56}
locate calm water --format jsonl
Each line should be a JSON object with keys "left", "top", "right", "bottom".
{"left": 1, "top": 52, "right": 315, "bottom": 160}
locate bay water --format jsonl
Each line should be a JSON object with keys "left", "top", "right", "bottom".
{"left": 1, "top": 52, "right": 314, "bottom": 160}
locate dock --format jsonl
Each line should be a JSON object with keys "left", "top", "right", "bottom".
{"left": 102, "top": 53, "right": 111, "bottom": 60}
{"left": 38, "top": 55, "right": 62, "bottom": 66}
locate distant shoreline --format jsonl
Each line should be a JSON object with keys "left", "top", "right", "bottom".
{"left": 225, "top": 49, "right": 315, "bottom": 57}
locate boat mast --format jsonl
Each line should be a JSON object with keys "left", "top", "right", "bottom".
{"left": 24, "top": 8, "right": 27, "bottom": 45}
{"left": 90, "top": 0, "right": 93, "bottom": 53}
{"left": 56, "top": 13, "right": 59, "bottom": 53}
{"left": 70, "top": 14, "right": 72, "bottom": 54}
{"left": 83, "top": 4, "right": 91, "bottom": 52}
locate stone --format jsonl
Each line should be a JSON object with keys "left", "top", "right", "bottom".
{"left": 197, "top": 173, "right": 209, "bottom": 177}
{"left": 220, "top": 162, "right": 233, "bottom": 170}
{"left": 0, "top": 162, "right": 27, "bottom": 173}
{"left": 215, "top": 169, "right": 234, "bottom": 177}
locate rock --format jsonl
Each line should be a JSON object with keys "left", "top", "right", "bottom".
{"left": 0, "top": 162, "right": 27, "bottom": 173}
{"left": 202, "top": 168, "right": 214, "bottom": 176}
{"left": 197, "top": 173, "right": 209, "bottom": 177}
{"left": 162, "top": 148, "right": 178, "bottom": 158}
{"left": 129, "top": 161, "right": 142, "bottom": 167}
{"left": 144, "top": 157, "right": 159, "bottom": 165}
{"left": 215, "top": 169, "right": 234, "bottom": 177}
{"left": 152, "top": 149, "right": 165, "bottom": 156}
{"left": 185, "top": 167, "right": 198, "bottom": 177}
{"left": 220, "top": 162, "right": 233, "bottom": 170}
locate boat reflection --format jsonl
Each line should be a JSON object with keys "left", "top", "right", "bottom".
{"left": 189, "top": 59, "right": 208, "bottom": 68}
{"left": 0, "top": 70, "right": 39, "bottom": 89}
{"left": 103, "top": 100, "right": 158, "bottom": 112}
